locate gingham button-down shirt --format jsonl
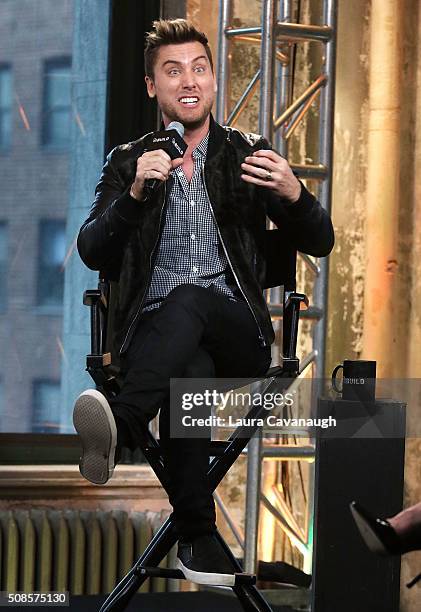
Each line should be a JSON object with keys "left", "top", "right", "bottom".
{"left": 141, "top": 132, "right": 243, "bottom": 312}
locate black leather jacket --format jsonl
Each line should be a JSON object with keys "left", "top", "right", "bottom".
{"left": 77, "top": 115, "right": 334, "bottom": 355}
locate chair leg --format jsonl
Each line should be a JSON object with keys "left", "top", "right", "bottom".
{"left": 99, "top": 517, "right": 178, "bottom": 612}
{"left": 213, "top": 530, "right": 274, "bottom": 612}
{"left": 98, "top": 376, "right": 294, "bottom": 611}
{"left": 232, "top": 585, "right": 275, "bottom": 612}
{"left": 98, "top": 519, "right": 274, "bottom": 612}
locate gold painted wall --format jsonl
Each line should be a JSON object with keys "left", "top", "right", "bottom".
{"left": 332, "top": 2, "right": 421, "bottom": 607}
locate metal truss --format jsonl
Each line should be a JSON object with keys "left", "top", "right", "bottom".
{"left": 214, "top": 0, "right": 337, "bottom": 578}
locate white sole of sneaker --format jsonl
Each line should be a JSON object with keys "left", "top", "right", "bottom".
{"left": 175, "top": 558, "right": 236, "bottom": 587}
{"left": 72, "top": 389, "right": 117, "bottom": 485}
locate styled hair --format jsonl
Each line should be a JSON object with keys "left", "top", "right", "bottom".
{"left": 144, "top": 18, "right": 214, "bottom": 78}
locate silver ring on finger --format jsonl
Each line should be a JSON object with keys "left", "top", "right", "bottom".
{"left": 265, "top": 170, "right": 273, "bottom": 181}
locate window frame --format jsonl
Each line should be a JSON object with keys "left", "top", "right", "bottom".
{"left": 0, "top": 221, "right": 8, "bottom": 314}
{"left": 40, "top": 55, "right": 72, "bottom": 151}
{"left": 0, "top": 62, "right": 12, "bottom": 153}
{"left": 35, "top": 218, "right": 66, "bottom": 311}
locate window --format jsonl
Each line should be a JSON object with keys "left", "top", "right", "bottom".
{"left": 36, "top": 220, "right": 65, "bottom": 307}
{"left": 0, "top": 64, "right": 12, "bottom": 150}
{"left": 0, "top": 0, "right": 158, "bottom": 454}
{"left": 0, "top": 222, "right": 7, "bottom": 313}
{"left": 32, "top": 380, "right": 61, "bottom": 433}
{"left": 41, "top": 57, "right": 72, "bottom": 149}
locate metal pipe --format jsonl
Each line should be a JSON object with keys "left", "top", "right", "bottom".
{"left": 274, "top": 74, "right": 327, "bottom": 129}
{"left": 275, "top": 49, "right": 290, "bottom": 65}
{"left": 225, "top": 26, "right": 262, "bottom": 37}
{"left": 276, "top": 22, "right": 333, "bottom": 42}
{"left": 298, "top": 252, "right": 321, "bottom": 275}
{"left": 230, "top": 34, "right": 289, "bottom": 65}
{"left": 244, "top": 429, "right": 263, "bottom": 574}
{"left": 268, "top": 304, "right": 323, "bottom": 319}
{"left": 275, "top": 0, "right": 292, "bottom": 156}
{"left": 233, "top": 34, "right": 261, "bottom": 43}
{"left": 241, "top": 445, "right": 315, "bottom": 459}
{"left": 214, "top": 0, "right": 337, "bottom": 584}
{"left": 311, "top": 0, "right": 337, "bottom": 385}
{"left": 240, "top": 445, "right": 315, "bottom": 460}
{"left": 305, "top": 441, "right": 315, "bottom": 574}
{"left": 299, "top": 349, "right": 317, "bottom": 374}
{"left": 216, "top": 0, "right": 231, "bottom": 124}
{"left": 309, "top": 0, "right": 338, "bottom": 584}
{"left": 226, "top": 22, "right": 332, "bottom": 43}
{"left": 260, "top": 494, "right": 309, "bottom": 555}
{"left": 284, "top": 89, "right": 321, "bottom": 139}
{"left": 290, "top": 163, "right": 328, "bottom": 179}
{"left": 268, "top": 0, "right": 292, "bottom": 369}
{"left": 261, "top": 448, "right": 315, "bottom": 460}
{"left": 258, "top": 0, "right": 277, "bottom": 141}
{"left": 272, "top": 485, "right": 307, "bottom": 541}
{"left": 214, "top": 491, "right": 245, "bottom": 550}
{"left": 226, "top": 70, "right": 260, "bottom": 126}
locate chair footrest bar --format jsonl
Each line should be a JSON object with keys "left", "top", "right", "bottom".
{"left": 233, "top": 573, "right": 256, "bottom": 586}
{"left": 134, "top": 566, "right": 256, "bottom": 585}
{"left": 134, "top": 566, "right": 185, "bottom": 579}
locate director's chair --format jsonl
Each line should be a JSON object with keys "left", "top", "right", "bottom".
{"left": 82, "top": 228, "right": 309, "bottom": 612}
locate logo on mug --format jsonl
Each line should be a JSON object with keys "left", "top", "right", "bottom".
{"left": 344, "top": 377, "right": 365, "bottom": 385}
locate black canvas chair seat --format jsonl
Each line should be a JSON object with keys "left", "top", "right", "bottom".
{"left": 81, "top": 229, "right": 308, "bottom": 612}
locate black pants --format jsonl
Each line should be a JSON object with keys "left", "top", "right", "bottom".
{"left": 109, "top": 284, "right": 272, "bottom": 539}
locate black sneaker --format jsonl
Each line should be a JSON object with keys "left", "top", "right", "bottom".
{"left": 72, "top": 389, "right": 118, "bottom": 485}
{"left": 176, "top": 533, "right": 237, "bottom": 586}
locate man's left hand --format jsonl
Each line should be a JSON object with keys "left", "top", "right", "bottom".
{"left": 241, "top": 149, "right": 301, "bottom": 203}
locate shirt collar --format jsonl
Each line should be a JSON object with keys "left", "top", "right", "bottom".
{"left": 192, "top": 131, "right": 210, "bottom": 160}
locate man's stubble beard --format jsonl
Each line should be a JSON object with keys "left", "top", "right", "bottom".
{"left": 159, "top": 98, "right": 214, "bottom": 130}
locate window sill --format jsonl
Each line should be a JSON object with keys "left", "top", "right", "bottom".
{"left": 0, "top": 433, "right": 146, "bottom": 464}
{"left": 0, "top": 463, "right": 170, "bottom": 513}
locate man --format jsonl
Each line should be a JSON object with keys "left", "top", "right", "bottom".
{"left": 73, "top": 18, "right": 334, "bottom": 586}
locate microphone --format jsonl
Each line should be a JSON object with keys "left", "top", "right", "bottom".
{"left": 142, "top": 121, "right": 187, "bottom": 198}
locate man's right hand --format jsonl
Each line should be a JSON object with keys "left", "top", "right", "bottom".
{"left": 130, "top": 149, "right": 184, "bottom": 201}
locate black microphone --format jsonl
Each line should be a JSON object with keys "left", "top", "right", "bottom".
{"left": 142, "top": 121, "right": 187, "bottom": 198}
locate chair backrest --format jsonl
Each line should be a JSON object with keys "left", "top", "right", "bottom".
{"left": 100, "top": 225, "right": 297, "bottom": 297}
{"left": 95, "top": 227, "right": 299, "bottom": 375}
{"left": 263, "top": 228, "right": 297, "bottom": 292}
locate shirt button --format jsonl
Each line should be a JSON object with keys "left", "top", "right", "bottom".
{"left": 192, "top": 266, "right": 198, "bottom": 273}
{"left": 191, "top": 234, "right": 195, "bottom": 240}
{"left": 190, "top": 200, "right": 195, "bottom": 206}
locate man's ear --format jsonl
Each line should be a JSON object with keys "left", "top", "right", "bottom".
{"left": 145, "top": 75, "right": 156, "bottom": 98}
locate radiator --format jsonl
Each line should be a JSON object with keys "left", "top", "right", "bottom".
{"left": 0, "top": 509, "right": 176, "bottom": 595}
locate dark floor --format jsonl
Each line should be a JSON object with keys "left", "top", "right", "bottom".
{"left": 67, "top": 591, "right": 300, "bottom": 611}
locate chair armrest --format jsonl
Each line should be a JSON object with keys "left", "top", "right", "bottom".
{"left": 83, "top": 285, "right": 108, "bottom": 356}
{"left": 282, "top": 291, "right": 308, "bottom": 366}
{"left": 83, "top": 288, "right": 107, "bottom": 308}
{"left": 284, "top": 291, "right": 309, "bottom": 311}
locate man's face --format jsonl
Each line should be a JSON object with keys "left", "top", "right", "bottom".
{"left": 145, "top": 41, "right": 217, "bottom": 130}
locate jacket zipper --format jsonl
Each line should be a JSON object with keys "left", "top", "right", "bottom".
{"left": 201, "top": 167, "right": 266, "bottom": 347}
{"left": 119, "top": 182, "right": 167, "bottom": 355}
